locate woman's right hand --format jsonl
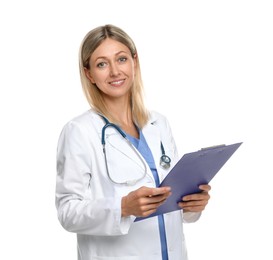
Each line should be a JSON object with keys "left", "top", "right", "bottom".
{"left": 121, "top": 186, "right": 172, "bottom": 217}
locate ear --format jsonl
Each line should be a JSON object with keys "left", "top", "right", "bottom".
{"left": 133, "top": 53, "right": 137, "bottom": 67}
{"left": 84, "top": 67, "right": 96, "bottom": 84}
{"left": 133, "top": 53, "right": 138, "bottom": 74}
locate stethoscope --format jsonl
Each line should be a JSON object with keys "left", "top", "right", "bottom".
{"left": 100, "top": 115, "right": 171, "bottom": 185}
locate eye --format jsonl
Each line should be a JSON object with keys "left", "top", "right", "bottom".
{"left": 118, "top": 56, "right": 127, "bottom": 63}
{"left": 97, "top": 61, "right": 107, "bottom": 68}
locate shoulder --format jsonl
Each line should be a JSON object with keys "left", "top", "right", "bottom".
{"left": 59, "top": 109, "right": 102, "bottom": 137}
{"left": 63, "top": 109, "right": 101, "bottom": 126}
{"left": 67, "top": 109, "right": 96, "bottom": 124}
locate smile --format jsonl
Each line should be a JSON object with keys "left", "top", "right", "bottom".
{"left": 109, "top": 79, "right": 125, "bottom": 86}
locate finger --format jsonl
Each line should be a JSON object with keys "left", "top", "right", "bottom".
{"left": 179, "top": 199, "right": 208, "bottom": 207}
{"left": 198, "top": 184, "right": 211, "bottom": 191}
{"left": 148, "top": 189, "right": 172, "bottom": 198}
{"left": 135, "top": 191, "right": 170, "bottom": 209}
{"left": 137, "top": 186, "right": 171, "bottom": 198}
{"left": 150, "top": 187, "right": 171, "bottom": 196}
{"left": 182, "top": 191, "right": 210, "bottom": 202}
{"left": 147, "top": 193, "right": 170, "bottom": 205}
{"left": 137, "top": 208, "right": 157, "bottom": 217}
{"left": 136, "top": 199, "right": 167, "bottom": 217}
{"left": 178, "top": 200, "right": 208, "bottom": 211}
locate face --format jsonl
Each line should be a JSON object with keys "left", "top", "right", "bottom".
{"left": 85, "top": 38, "right": 136, "bottom": 102}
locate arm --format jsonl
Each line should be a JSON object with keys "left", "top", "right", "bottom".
{"left": 55, "top": 120, "right": 132, "bottom": 236}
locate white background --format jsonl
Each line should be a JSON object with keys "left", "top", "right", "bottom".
{"left": 0, "top": 0, "right": 272, "bottom": 259}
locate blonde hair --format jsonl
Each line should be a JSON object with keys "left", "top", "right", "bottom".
{"left": 79, "top": 24, "right": 149, "bottom": 128}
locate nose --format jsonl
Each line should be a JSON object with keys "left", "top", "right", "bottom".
{"left": 109, "top": 62, "right": 120, "bottom": 77}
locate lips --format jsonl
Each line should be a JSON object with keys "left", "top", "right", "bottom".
{"left": 109, "top": 79, "right": 125, "bottom": 87}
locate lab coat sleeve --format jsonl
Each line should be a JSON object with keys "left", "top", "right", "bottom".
{"left": 183, "top": 212, "right": 202, "bottom": 223}
{"left": 55, "top": 120, "right": 134, "bottom": 236}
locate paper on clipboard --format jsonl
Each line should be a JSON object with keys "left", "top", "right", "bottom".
{"left": 135, "top": 142, "right": 242, "bottom": 221}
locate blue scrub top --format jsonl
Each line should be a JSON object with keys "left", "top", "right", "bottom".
{"left": 126, "top": 130, "right": 168, "bottom": 260}
{"left": 126, "top": 130, "right": 160, "bottom": 186}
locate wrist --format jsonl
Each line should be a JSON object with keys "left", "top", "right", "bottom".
{"left": 121, "top": 196, "right": 129, "bottom": 217}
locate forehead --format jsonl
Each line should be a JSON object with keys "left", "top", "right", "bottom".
{"left": 91, "top": 38, "right": 131, "bottom": 61}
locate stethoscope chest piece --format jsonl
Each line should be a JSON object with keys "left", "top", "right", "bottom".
{"left": 160, "top": 154, "right": 171, "bottom": 169}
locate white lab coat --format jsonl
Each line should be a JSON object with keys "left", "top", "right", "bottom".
{"left": 56, "top": 109, "right": 201, "bottom": 260}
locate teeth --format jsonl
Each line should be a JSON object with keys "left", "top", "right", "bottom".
{"left": 111, "top": 80, "right": 123, "bottom": 85}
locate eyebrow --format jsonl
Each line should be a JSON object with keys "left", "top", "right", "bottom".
{"left": 94, "top": 51, "right": 130, "bottom": 62}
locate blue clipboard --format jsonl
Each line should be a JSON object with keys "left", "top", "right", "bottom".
{"left": 135, "top": 142, "right": 242, "bottom": 221}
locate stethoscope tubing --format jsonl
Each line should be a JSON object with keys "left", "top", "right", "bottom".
{"left": 99, "top": 114, "right": 171, "bottom": 185}
{"left": 101, "top": 122, "right": 126, "bottom": 145}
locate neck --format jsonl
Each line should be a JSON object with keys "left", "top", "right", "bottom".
{"left": 104, "top": 96, "right": 133, "bottom": 125}
{"left": 110, "top": 110, "right": 134, "bottom": 128}
{"left": 102, "top": 95, "right": 139, "bottom": 138}
{"left": 105, "top": 102, "right": 139, "bottom": 138}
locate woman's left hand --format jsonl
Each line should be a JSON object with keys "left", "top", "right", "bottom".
{"left": 178, "top": 184, "right": 211, "bottom": 213}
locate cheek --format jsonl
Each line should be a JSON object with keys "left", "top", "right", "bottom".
{"left": 127, "top": 64, "right": 136, "bottom": 78}
{"left": 89, "top": 71, "right": 105, "bottom": 84}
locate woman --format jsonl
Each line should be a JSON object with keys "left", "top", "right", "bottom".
{"left": 56, "top": 24, "right": 211, "bottom": 260}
